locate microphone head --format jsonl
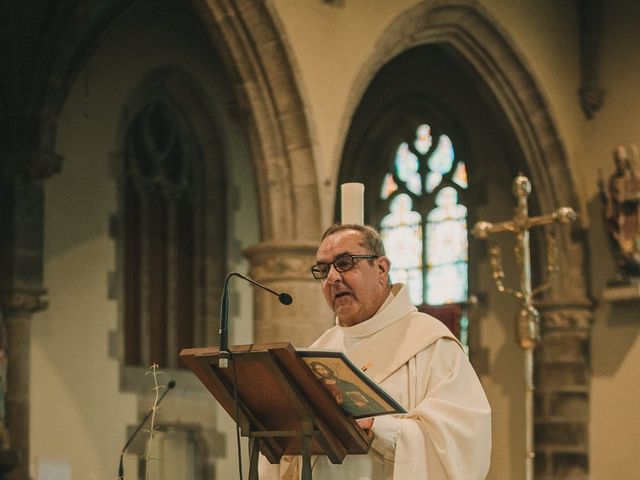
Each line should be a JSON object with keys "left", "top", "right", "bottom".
{"left": 278, "top": 293, "right": 293, "bottom": 305}
{"left": 167, "top": 380, "right": 176, "bottom": 389}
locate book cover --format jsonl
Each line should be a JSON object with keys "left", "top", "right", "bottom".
{"left": 297, "top": 349, "right": 407, "bottom": 419}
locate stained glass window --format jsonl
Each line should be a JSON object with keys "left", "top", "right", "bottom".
{"left": 378, "top": 123, "right": 469, "bottom": 348}
{"left": 380, "top": 194, "right": 423, "bottom": 305}
{"left": 426, "top": 187, "right": 468, "bottom": 304}
{"left": 394, "top": 143, "right": 422, "bottom": 195}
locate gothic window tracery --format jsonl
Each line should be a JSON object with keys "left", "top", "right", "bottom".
{"left": 377, "top": 123, "right": 470, "bottom": 349}
{"left": 121, "top": 98, "right": 203, "bottom": 369}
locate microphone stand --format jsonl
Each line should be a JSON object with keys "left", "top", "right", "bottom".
{"left": 218, "top": 272, "right": 292, "bottom": 368}
{"left": 216, "top": 272, "right": 293, "bottom": 480}
{"left": 117, "top": 380, "right": 176, "bottom": 479}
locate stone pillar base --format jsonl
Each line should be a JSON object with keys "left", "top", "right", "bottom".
{"left": 4, "top": 311, "right": 33, "bottom": 480}
{"left": 535, "top": 306, "right": 592, "bottom": 480}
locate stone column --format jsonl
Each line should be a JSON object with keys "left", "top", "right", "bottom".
{"left": 2, "top": 311, "right": 29, "bottom": 480}
{"left": 534, "top": 233, "right": 593, "bottom": 480}
{"left": 0, "top": 175, "right": 48, "bottom": 480}
{"left": 243, "top": 241, "right": 331, "bottom": 348}
{"left": 1, "top": 290, "right": 47, "bottom": 480}
{"left": 535, "top": 306, "right": 592, "bottom": 480}
{"left": 0, "top": 118, "right": 61, "bottom": 478}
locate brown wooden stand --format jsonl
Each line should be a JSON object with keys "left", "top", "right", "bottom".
{"left": 180, "top": 342, "right": 372, "bottom": 479}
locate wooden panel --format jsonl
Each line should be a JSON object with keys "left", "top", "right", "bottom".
{"left": 179, "top": 343, "right": 372, "bottom": 463}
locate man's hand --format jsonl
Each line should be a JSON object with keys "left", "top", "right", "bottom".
{"left": 357, "top": 417, "right": 374, "bottom": 433}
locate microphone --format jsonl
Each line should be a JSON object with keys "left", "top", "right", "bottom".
{"left": 218, "top": 272, "right": 293, "bottom": 367}
{"left": 118, "top": 380, "right": 176, "bottom": 479}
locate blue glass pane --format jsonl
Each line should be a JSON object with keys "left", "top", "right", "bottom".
{"left": 380, "top": 194, "right": 423, "bottom": 302}
{"left": 426, "top": 218, "right": 468, "bottom": 266}
{"left": 427, "top": 188, "right": 467, "bottom": 267}
{"left": 428, "top": 187, "right": 466, "bottom": 219}
{"left": 425, "top": 186, "right": 468, "bottom": 303}
{"left": 459, "top": 313, "right": 469, "bottom": 354}
{"left": 394, "top": 143, "right": 422, "bottom": 195}
{"left": 427, "top": 135, "right": 454, "bottom": 175}
{"left": 380, "top": 194, "right": 422, "bottom": 270}
{"left": 414, "top": 124, "right": 432, "bottom": 154}
{"left": 425, "top": 263, "right": 468, "bottom": 304}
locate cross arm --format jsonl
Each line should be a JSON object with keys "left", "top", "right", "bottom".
{"left": 472, "top": 207, "right": 576, "bottom": 239}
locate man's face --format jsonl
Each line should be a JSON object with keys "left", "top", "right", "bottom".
{"left": 316, "top": 229, "right": 390, "bottom": 327}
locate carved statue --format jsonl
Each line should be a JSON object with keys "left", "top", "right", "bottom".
{"left": 599, "top": 145, "right": 640, "bottom": 279}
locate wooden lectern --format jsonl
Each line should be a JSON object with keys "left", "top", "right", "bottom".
{"left": 179, "top": 342, "right": 372, "bottom": 479}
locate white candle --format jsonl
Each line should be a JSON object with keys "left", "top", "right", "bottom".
{"left": 341, "top": 183, "right": 364, "bottom": 225}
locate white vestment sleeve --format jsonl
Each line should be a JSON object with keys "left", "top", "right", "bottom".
{"left": 375, "top": 338, "right": 491, "bottom": 480}
{"left": 370, "top": 415, "right": 402, "bottom": 460}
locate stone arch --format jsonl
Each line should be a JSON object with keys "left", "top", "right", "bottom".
{"left": 190, "top": 0, "right": 328, "bottom": 346}
{"left": 336, "top": 2, "right": 593, "bottom": 477}
{"left": 16, "top": 0, "right": 325, "bottom": 358}
{"left": 337, "top": 1, "right": 590, "bottom": 304}
{"left": 342, "top": 1, "right": 577, "bottom": 215}
{"left": 22, "top": 0, "right": 320, "bottom": 244}
{"left": 192, "top": 0, "right": 322, "bottom": 243}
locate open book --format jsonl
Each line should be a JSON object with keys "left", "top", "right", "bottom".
{"left": 297, "top": 349, "right": 406, "bottom": 419}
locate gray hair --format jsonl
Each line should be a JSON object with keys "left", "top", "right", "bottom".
{"left": 321, "top": 223, "right": 387, "bottom": 256}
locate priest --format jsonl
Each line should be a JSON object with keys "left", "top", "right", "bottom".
{"left": 260, "top": 223, "right": 491, "bottom": 479}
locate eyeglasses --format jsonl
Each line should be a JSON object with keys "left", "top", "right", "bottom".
{"left": 310, "top": 254, "right": 379, "bottom": 280}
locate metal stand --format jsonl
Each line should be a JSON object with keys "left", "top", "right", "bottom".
{"left": 472, "top": 175, "right": 576, "bottom": 480}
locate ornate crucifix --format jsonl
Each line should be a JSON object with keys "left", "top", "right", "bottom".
{"left": 472, "top": 175, "right": 576, "bottom": 480}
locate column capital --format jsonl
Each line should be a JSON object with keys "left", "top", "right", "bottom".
{"left": 243, "top": 240, "right": 318, "bottom": 282}
{"left": 7, "top": 149, "right": 63, "bottom": 182}
{"left": 242, "top": 240, "right": 330, "bottom": 347}
{"left": 2, "top": 112, "right": 65, "bottom": 181}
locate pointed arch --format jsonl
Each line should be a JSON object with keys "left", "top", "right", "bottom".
{"left": 27, "top": 0, "right": 320, "bottom": 243}
{"left": 192, "top": 0, "right": 321, "bottom": 242}
{"left": 335, "top": 3, "right": 592, "bottom": 477}
{"left": 114, "top": 65, "right": 227, "bottom": 370}
{"left": 343, "top": 0, "right": 578, "bottom": 215}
